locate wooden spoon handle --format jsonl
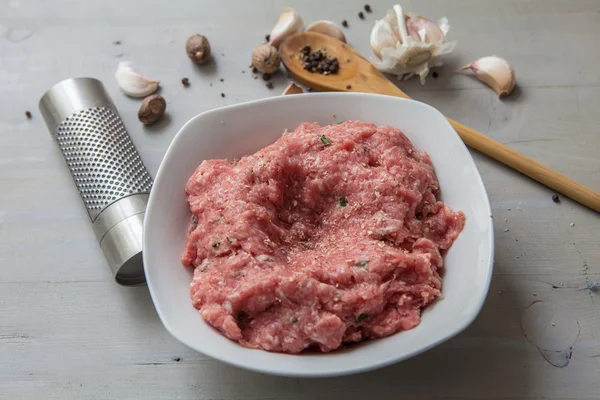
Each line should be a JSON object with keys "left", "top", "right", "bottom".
{"left": 448, "top": 118, "right": 600, "bottom": 212}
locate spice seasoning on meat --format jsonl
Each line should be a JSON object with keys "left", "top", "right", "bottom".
{"left": 183, "top": 121, "right": 465, "bottom": 353}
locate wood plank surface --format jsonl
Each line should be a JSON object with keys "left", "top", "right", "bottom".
{"left": 1, "top": 0, "right": 599, "bottom": 398}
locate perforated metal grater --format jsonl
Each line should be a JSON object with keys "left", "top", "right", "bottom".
{"left": 39, "top": 78, "right": 152, "bottom": 286}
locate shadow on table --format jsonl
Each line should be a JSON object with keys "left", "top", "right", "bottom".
{"left": 117, "top": 285, "right": 163, "bottom": 325}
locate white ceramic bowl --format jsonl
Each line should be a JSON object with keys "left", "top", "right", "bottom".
{"left": 144, "top": 93, "right": 494, "bottom": 377}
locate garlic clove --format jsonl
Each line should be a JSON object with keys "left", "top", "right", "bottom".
{"left": 370, "top": 18, "right": 398, "bottom": 59}
{"left": 457, "top": 56, "right": 515, "bottom": 97}
{"left": 282, "top": 82, "right": 304, "bottom": 95}
{"left": 115, "top": 62, "right": 159, "bottom": 98}
{"left": 269, "top": 8, "right": 304, "bottom": 48}
{"left": 305, "top": 20, "right": 346, "bottom": 43}
{"left": 405, "top": 13, "right": 445, "bottom": 44}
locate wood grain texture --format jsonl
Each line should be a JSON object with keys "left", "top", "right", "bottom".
{"left": 1, "top": 0, "right": 599, "bottom": 399}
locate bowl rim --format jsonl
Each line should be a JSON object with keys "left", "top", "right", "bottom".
{"left": 144, "top": 92, "right": 494, "bottom": 377}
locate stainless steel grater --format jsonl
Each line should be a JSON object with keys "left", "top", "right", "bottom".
{"left": 39, "top": 78, "right": 151, "bottom": 286}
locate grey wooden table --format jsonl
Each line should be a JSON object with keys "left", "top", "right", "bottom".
{"left": 1, "top": 0, "right": 599, "bottom": 398}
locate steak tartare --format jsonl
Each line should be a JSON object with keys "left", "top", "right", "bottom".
{"left": 182, "top": 121, "right": 464, "bottom": 353}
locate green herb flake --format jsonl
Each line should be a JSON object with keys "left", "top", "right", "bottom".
{"left": 319, "top": 135, "right": 332, "bottom": 146}
{"left": 339, "top": 197, "right": 347, "bottom": 207}
{"left": 354, "top": 260, "right": 369, "bottom": 267}
{"left": 291, "top": 317, "right": 299, "bottom": 323}
{"left": 355, "top": 313, "right": 369, "bottom": 323}
{"left": 212, "top": 242, "right": 220, "bottom": 249}
{"left": 226, "top": 237, "right": 233, "bottom": 244}
{"left": 362, "top": 146, "right": 368, "bottom": 152}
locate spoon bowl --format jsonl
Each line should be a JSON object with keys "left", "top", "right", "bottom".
{"left": 280, "top": 32, "right": 407, "bottom": 97}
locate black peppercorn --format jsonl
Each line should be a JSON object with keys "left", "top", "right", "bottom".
{"left": 358, "top": 11, "right": 365, "bottom": 19}
{"left": 364, "top": 4, "right": 372, "bottom": 13}
{"left": 552, "top": 194, "right": 560, "bottom": 203}
{"left": 181, "top": 77, "right": 190, "bottom": 86}
{"left": 341, "top": 20, "right": 348, "bottom": 28}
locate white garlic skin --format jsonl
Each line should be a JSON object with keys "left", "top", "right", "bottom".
{"left": 115, "top": 62, "right": 159, "bottom": 98}
{"left": 457, "top": 56, "right": 515, "bottom": 97}
{"left": 269, "top": 8, "right": 304, "bottom": 48}
{"left": 305, "top": 20, "right": 346, "bottom": 43}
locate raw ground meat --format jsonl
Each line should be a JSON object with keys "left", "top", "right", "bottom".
{"left": 182, "top": 121, "right": 465, "bottom": 353}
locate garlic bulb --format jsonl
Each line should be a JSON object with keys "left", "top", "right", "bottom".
{"left": 457, "top": 56, "right": 515, "bottom": 97}
{"left": 115, "top": 62, "right": 159, "bottom": 98}
{"left": 269, "top": 8, "right": 304, "bottom": 48}
{"left": 370, "top": 4, "right": 455, "bottom": 84}
{"left": 306, "top": 20, "right": 347, "bottom": 43}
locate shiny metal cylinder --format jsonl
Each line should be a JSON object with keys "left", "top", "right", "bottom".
{"left": 39, "top": 78, "right": 150, "bottom": 285}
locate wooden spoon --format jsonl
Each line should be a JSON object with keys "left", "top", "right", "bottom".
{"left": 281, "top": 32, "right": 600, "bottom": 212}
